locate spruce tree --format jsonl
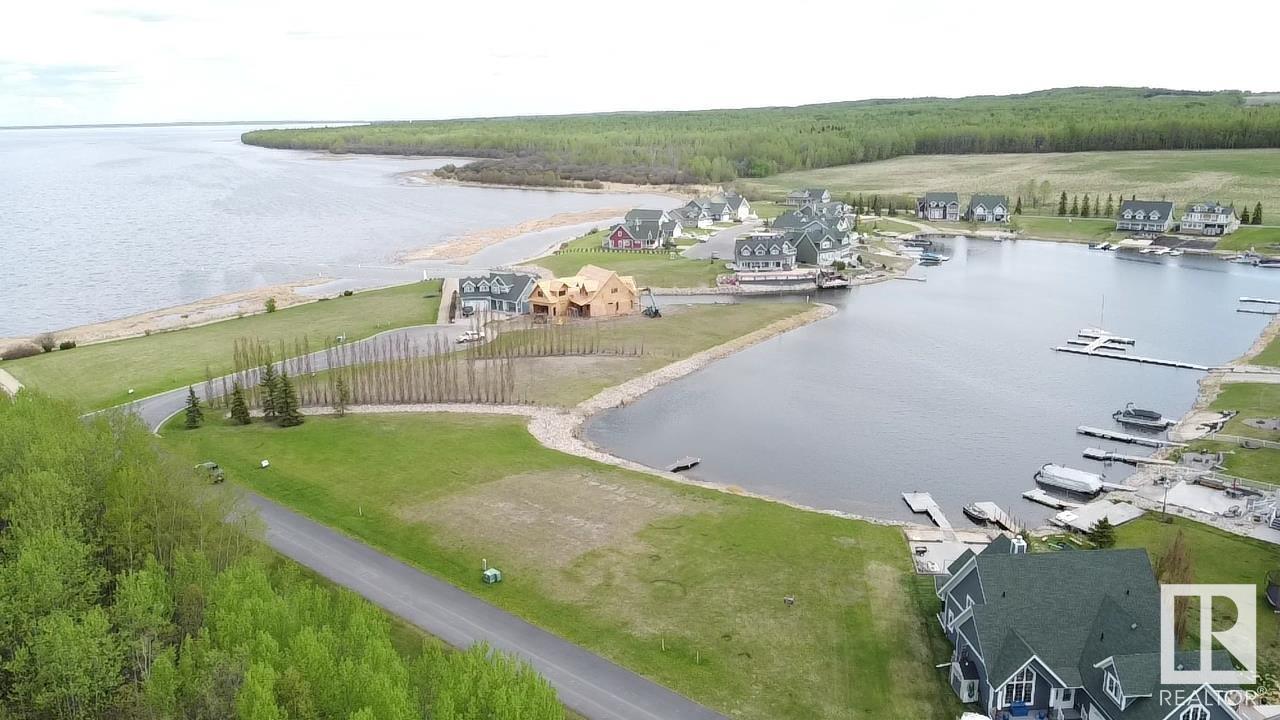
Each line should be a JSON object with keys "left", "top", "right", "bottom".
{"left": 1087, "top": 517, "right": 1116, "bottom": 548}
{"left": 184, "top": 386, "right": 204, "bottom": 429}
{"left": 1081, "top": 194, "right": 1091, "bottom": 218}
{"left": 1069, "top": 195, "right": 1080, "bottom": 216}
{"left": 1014, "top": 196, "right": 1023, "bottom": 215}
{"left": 260, "top": 364, "right": 278, "bottom": 421}
{"left": 1105, "top": 194, "right": 1114, "bottom": 217}
{"left": 1242, "top": 206, "right": 1252, "bottom": 224}
{"left": 229, "top": 382, "right": 252, "bottom": 425}
{"left": 333, "top": 377, "right": 350, "bottom": 418}
{"left": 1254, "top": 202, "right": 1263, "bottom": 225}
{"left": 276, "top": 370, "right": 304, "bottom": 428}
{"left": 1057, "top": 192, "right": 1068, "bottom": 216}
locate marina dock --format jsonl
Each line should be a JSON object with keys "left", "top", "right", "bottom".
{"left": 1053, "top": 328, "right": 1209, "bottom": 371}
{"left": 970, "top": 501, "right": 1020, "bottom": 532}
{"left": 1082, "top": 447, "right": 1176, "bottom": 466}
{"left": 1237, "top": 308, "right": 1279, "bottom": 316}
{"left": 1240, "top": 297, "right": 1280, "bottom": 304}
{"left": 1077, "top": 426, "right": 1186, "bottom": 448}
{"left": 1021, "top": 488, "right": 1082, "bottom": 510}
{"left": 901, "top": 492, "right": 952, "bottom": 531}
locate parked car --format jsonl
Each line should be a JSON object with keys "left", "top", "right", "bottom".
{"left": 456, "top": 330, "right": 482, "bottom": 344}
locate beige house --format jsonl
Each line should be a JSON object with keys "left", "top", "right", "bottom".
{"left": 529, "top": 265, "right": 639, "bottom": 318}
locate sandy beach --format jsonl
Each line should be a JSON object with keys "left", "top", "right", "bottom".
{"left": 399, "top": 207, "right": 634, "bottom": 262}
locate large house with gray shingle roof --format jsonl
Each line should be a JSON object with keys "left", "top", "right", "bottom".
{"left": 458, "top": 271, "right": 538, "bottom": 314}
{"left": 733, "top": 231, "right": 797, "bottom": 271}
{"left": 966, "top": 194, "right": 1011, "bottom": 223}
{"left": 605, "top": 209, "right": 683, "bottom": 250}
{"left": 785, "top": 188, "right": 832, "bottom": 207}
{"left": 1116, "top": 200, "right": 1175, "bottom": 233}
{"left": 937, "top": 537, "right": 1244, "bottom": 720}
{"left": 1179, "top": 202, "right": 1240, "bottom": 237}
{"left": 918, "top": 192, "right": 961, "bottom": 221}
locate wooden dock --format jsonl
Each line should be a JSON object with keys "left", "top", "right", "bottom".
{"left": 1240, "top": 297, "right": 1280, "bottom": 304}
{"left": 1082, "top": 447, "right": 1176, "bottom": 466}
{"left": 1054, "top": 328, "right": 1208, "bottom": 371}
{"left": 971, "top": 501, "right": 1020, "bottom": 532}
{"left": 1021, "top": 488, "right": 1082, "bottom": 510}
{"left": 1077, "top": 426, "right": 1186, "bottom": 448}
{"left": 1237, "top": 308, "right": 1279, "bottom": 316}
{"left": 1054, "top": 345, "right": 1208, "bottom": 371}
{"left": 901, "top": 492, "right": 952, "bottom": 530}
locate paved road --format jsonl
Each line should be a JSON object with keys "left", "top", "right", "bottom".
{"left": 249, "top": 494, "right": 727, "bottom": 720}
{"left": 683, "top": 220, "right": 762, "bottom": 260}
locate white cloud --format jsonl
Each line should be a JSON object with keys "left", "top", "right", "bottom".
{"left": 1, "top": 0, "right": 1277, "bottom": 126}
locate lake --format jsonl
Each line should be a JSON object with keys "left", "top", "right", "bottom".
{"left": 1, "top": 124, "right": 673, "bottom": 337}
{"left": 586, "top": 238, "right": 1280, "bottom": 525}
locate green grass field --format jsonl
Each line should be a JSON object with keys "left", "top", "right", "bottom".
{"left": 1116, "top": 516, "right": 1280, "bottom": 670}
{"left": 4, "top": 280, "right": 441, "bottom": 410}
{"left": 741, "top": 149, "right": 1280, "bottom": 212}
{"left": 162, "top": 413, "right": 962, "bottom": 720}
{"left": 1214, "top": 225, "right": 1280, "bottom": 252}
{"left": 1011, "top": 215, "right": 1121, "bottom": 243}
{"left": 750, "top": 201, "right": 788, "bottom": 220}
{"left": 1179, "top": 383, "right": 1280, "bottom": 485}
{"left": 534, "top": 231, "right": 726, "bottom": 288}
{"left": 864, "top": 217, "right": 921, "bottom": 234}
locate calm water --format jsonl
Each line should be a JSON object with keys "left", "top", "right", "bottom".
{"left": 587, "top": 239, "right": 1280, "bottom": 524}
{"left": 1, "top": 124, "right": 673, "bottom": 336}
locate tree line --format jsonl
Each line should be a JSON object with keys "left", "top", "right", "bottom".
{"left": 0, "top": 394, "right": 565, "bottom": 720}
{"left": 242, "top": 88, "right": 1280, "bottom": 186}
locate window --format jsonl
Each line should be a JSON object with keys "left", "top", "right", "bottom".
{"left": 770, "top": 245, "right": 781, "bottom": 255}
{"left": 462, "top": 282, "right": 475, "bottom": 292}
{"left": 1123, "top": 210, "right": 1133, "bottom": 219}
{"left": 1103, "top": 670, "right": 1123, "bottom": 705}
{"left": 1180, "top": 705, "right": 1209, "bottom": 720}
{"left": 821, "top": 241, "right": 831, "bottom": 249}
{"left": 1149, "top": 211, "right": 1160, "bottom": 220}
{"left": 783, "top": 242, "right": 792, "bottom": 252}
{"left": 1051, "top": 687, "right": 1075, "bottom": 706}
{"left": 1134, "top": 211, "right": 1145, "bottom": 220}
{"left": 1003, "top": 667, "right": 1035, "bottom": 706}
{"left": 740, "top": 246, "right": 752, "bottom": 256}
{"left": 479, "top": 282, "right": 489, "bottom": 292}
{"left": 755, "top": 244, "right": 767, "bottom": 255}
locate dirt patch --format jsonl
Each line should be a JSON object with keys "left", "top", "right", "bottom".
{"left": 400, "top": 469, "right": 701, "bottom": 568}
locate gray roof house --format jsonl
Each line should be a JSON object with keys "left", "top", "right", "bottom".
{"left": 670, "top": 203, "right": 712, "bottom": 229}
{"left": 918, "top": 192, "right": 961, "bottom": 221}
{"left": 785, "top": 188, "right": 832, "bottom": 206}
{"left": 605, "top": 209, "right": 683, "bottom": 249}
{"left": 459, "top": 272, "right": 538, "bottom": 314}
{"left": 733, "top": 231, "right": 797, "bottom": 272}
{"left": 1116, "top": 200, "right": 1175, "bottom": 234}
{"left": 723, "top": 191, "right": 752, "bottom": 220}
{"left": 784, "top": 222, "right": 853, "bottom": 267}
{"left": 966, "top": 194, "right": 1011, "bottom": 223}
{"left": 937, "top": 537, "right": 1244, "bottom": 720}
{"left": 1180, "top": 201, "right": 1240, "bottom": 237}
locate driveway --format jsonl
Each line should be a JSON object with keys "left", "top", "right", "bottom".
{"left": 249, "top": 494, "right": 726, "bottom": 720}
{"left": 683, "top": 220, "right": 762, "bottom": 260}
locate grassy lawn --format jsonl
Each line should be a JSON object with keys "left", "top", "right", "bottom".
{"left": 1179, "top": 383, "right": 1280, "bottom": 484}
{"left": 1215, "top": 226, "right": 1280, "bottom": 252}
{"left": 865, "top": 217, "right": 920, "bottom": 234}
{"left": 1116, "top": 516, "right": 1280, "bottom": 671}
{"left": 4, "top": 280, "right": 441, "bottom": 410}
{"left": 534, "top": 250, "right": 726, "bottom": 289}
{"left": 161, "top": 412, "right": 961, "bottom": 720}
{"left": 740, "top": 149, "right": 1280, "bottom": 212}
{"left": 1010, "top": 215, "right": 1120, "bottom": 243}
{"left": 750, "top": 201, "right": 789, "bottom": 220}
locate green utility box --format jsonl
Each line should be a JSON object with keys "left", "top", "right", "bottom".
{"left": 482, "top": 568, "right": 502, "bottom": 584}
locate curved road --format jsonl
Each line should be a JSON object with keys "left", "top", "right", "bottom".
{"left": 106, "top": 321, "right": 727, "bottom": 720}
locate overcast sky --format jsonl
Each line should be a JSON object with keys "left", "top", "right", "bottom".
{"left": 3, "top": 0, "right": 1278, "bottom": 127}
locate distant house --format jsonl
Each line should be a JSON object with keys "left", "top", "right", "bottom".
{"left": 605, "top": 209, "right": 683, "bottom": 250}
{"left": 669, "top": 204, "right": 712, "bottom": 229}
{"left": 458, "top": 271, "right": 537, "bottom": 314}
{"left": 965, "top": 194, "right": 1010, "bottom": 223}
{"left": 917, "top": 192, "right": 961, "bottom": 222}
{"left": 528, "top": 265, "right": 639, "bottom": 318}
{"left": 723, "top": 191, "right": 752, "bottom": 220}
{"left": 787, "top": 225, "right": 852, "bottom": 266}
{"left": 1116, "top": 200, "right": 1175, "bottom": 233}
{"left": 937, "top": 537, "right": 1243, "bottom": 720}
{"left": 784, "top": 188, "right": 832, "bottom": 207}
{"left": 734, "top": 231, "right": 797, "bottom": 271}
{"left": 1179, "top": 201, "right": 1241, "bottom": 236}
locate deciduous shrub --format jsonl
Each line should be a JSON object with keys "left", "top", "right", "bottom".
{"left": 36, "top": 333, "right": 56, "bottom": 352}
{"left": 0, "top": 343, "right": 41, "bottom": 361}
{"left": 58, "top": 340, "right": 77, "bottom": 350}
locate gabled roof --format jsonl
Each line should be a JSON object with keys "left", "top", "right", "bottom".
{"left": 534, "top": 265, "right": 638, "bottom": 305}
{"left": 624, "top": 208, "right": 671, "bottom": 223}
{"left": 968, "top": 194, "right": 1009, "bottom": 211}
{"left": 1184, "top": 201, "right": 1236, "bottom": 216}
{"left": 921, "top": 192, "right": 960, "bottom": 205}
{"left": 724, "top": 192, "right": 749, "bottom": 211}
{"left": 1118, "top": 200, "right": 1174, "bottom": 219}
{"left": 459, "top": 272, "right": 537, "bottom": 304}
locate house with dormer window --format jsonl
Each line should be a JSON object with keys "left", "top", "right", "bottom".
{"left": 1116, "top": 200, "right": 1175, "bottom": 233}
{"left": 966, "top": 194, "right": 1011, "bottom": 223}
{"left": 936, "top": 536, "right": 1244, "bottom": 720}
{"left": 458, "top": 271, "right": 538, "bottom": 314}
{"left": 1179, "top": 202, "right": 1240, "bottom": 237}
{"left": 785, "top": 188, "right": 832, "bottom": 207}
{"left": 733, "top": 231, "right": 797, "bottom": 271}
{"left": 918, "top": 192, "right": 962, "bottom": 222}
{"left": 605, "top": 209, "right": 683, "bottom": 250}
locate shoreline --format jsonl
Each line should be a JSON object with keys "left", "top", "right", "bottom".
{"left": 399, "top": 168, "right": 709, "bottom": 199}
{"left": 399, "top": 207, "right": 635, "bottom": 262}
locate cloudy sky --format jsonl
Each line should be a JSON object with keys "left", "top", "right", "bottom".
{"left": 3, "top": 0, "right": 1277, "bottom": 126}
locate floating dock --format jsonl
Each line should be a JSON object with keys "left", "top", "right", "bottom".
{"left": 1237, "top": 308, "right": 1279, "bottom": 316}
{"left": 1240, "top": 297, "right": 1280, "bottom": 304}
{"left": 1082, "top": 447, "right": 1177, "bottom": 466}
{"left": 1022, "top": 488, "right": 1082, "bottom": 510}
{"left": 1054, "top": 345, "right": 1209, "bottom": 370}
{"left": 902, "top": 492, "right": 952, "bottom": 530}
{"left": 1053, "top": 328, "right": 1209, "bottom": 371}
{"left": 970, "top": 501, "right": 1020, "bottom": 533}
{"left": 1077, "top": 426, "right": 1186, "bottom": 448}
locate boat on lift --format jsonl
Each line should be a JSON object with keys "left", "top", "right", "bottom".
{"left": 1034, "top": 464, "right": 1104, "bottom": 495}
{"left": 1111, "top": 402, "right": 1174, "bottom": 430}
{"left": 962, "top": 503, "right": 992, "bottom": 523}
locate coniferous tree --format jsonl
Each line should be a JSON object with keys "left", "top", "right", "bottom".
{"left": 1069, "top": 195, "right": 1080, "bottom": 216}
{"left": 333, "top": 377, "right": 350, "bottom": 418}
{"left": 184, "top": 386, "right": 204, "bottom": 429}
{"left": 229, "top": 382, "right": 252, "bottom": 425}
{"left": 1254, "top": 202, "right": 1263, "bottom": 225}
{"left": 1057, "top": 192, "right": 1068, "bottom": 216}
{"left": 1087, "top": 517, "right": 1116, "bottom": 548}
{"left": 1081, "top": 194, "right": 1091, "bottom": 218}
{"left": 1014, "top": 196, "right": 1023, "bottom": 215}
{"left": 260, "top": 363, "right": 278, "bottom": 421}
{"left": 1105, "top": 194, "right": 1115, "bottom": 217}
{"left": 1242, "top": 206, "right": 1252, "bottom": 224}
{"left": 275, "top": 370, "right": 304, "bottom": 428}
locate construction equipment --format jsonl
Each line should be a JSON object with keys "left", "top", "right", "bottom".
{"left": 641, "top": 287, "right": 661, "bottom": 318}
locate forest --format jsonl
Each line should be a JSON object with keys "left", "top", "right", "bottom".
{"left": 0, "top": 394, "right": 563, "bottom": 720}
{"left": 241, "top": 88, "right": 1280, "bottom": 187}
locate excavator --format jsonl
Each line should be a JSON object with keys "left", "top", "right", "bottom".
{"left": 640, "top": 287, "right": 661, "bottom": 318}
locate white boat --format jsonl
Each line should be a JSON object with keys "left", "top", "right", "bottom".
{"left": 1169, "top": 249, "right": 1184, "bottom": 257}
{"left": 1034, "top": 463, "right": 1104, "bottom": 495}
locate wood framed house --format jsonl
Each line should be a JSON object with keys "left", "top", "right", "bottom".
{"left": 528, "top": 265, "right": 639, "bottom": 318}
{"left": 457, "top": 272, "right": 537, "bottom": 314}
{"left": 918, "top": 192, "right": 961, "bottom": 221}
{"left": 605, "top": 209, "right": 683, "bottom": 250}
{"left": 936, "top": 537, "right": 1244, "bottom": 720}
{"left": 733, "top": 231, "right": 797, "bottom": 271}
{"left": 1179, "top": 202, "right": 1240, "bottom": 236}
{"left": 1116, "top": 200, "right": 1175, "bottom": 233}
{"left": 966, "top": 194, "right": 1011, "bottom": 223}
{"left": 785, "top": 188, "right": 831, "bottom": 207}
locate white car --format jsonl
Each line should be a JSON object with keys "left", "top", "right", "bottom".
{"left": 456, "top": 330, "right": 483, "bottom": 344}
